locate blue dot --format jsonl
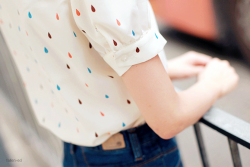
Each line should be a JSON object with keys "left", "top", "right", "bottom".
{"left": 87, "top": 68, "right": 91, "bottom": 73}
{"left": 58, "top": 122, "right": 61, "bottom": 127}
{"left": 51, "top": 90, "right": 54, "bottom": 94}
{"left": 132, "top": 30, "right": 135, "bottom": 36}
{"left": 34, "top": 59, "right": 38, "bottom": 63}
{"left": 28, "top": 12, "right": 32, "bottom": 18}
{"left": 57, "top": 85, "right": 60, "bottom": 90}
{"left": 44, "top": 47, "right": 48, "bottom": 53}
{"left": 155, "top": 33, "right": 158, "bottom": 39}
{"left": 27, "top": 67, "right": 30, "bottom": 71}
{"left": 18, "top": 26, "right": 20, "bottom": 31}
{"left": 35, "top": 99, "right": 38, "bottom": 104}
{"left": 122, "top": 122, "right": 125, "bottom": 127}
{"left": 75, "top": 117, "right": 79, "bottom": 121}
{"left": 105, "top": 95, "right": 109, "bottom": 98}
{"left": 73, "top": 31, "right": 77, "bottom": 37}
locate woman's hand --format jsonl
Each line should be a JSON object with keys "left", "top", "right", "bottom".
{"left": 167, "top": 51, "right": 212, "bottom": 80}
{"left": 198, "top": 58, "right": 239, "bottom": 98}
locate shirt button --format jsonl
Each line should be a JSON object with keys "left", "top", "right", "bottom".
{"left": 121, "top": 55, "right": 128, "bottom": 62}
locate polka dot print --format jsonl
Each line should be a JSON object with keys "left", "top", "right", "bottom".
{"left": 48, "top": 32, "right": 52, "bottom": 39}
{"left": 113, "top": 40, "right": 117, "bottom": 46}
{"left": 91, "top": 5, "right": 96, "bottom": 12}
{"left": 44, "top": 47, "right": 48, "bottom": 53}
{"left": 0, "top": 0, "right": 167, "bottom": 146}
{"left": 56, "top": 13, "right": 59, "bottom": 20}
{"left": 68, "top": 52, "right": 72, "bottom": 58}
{"left": 76, "top": 9, "right": 80, "bottom": 16}
{"left": 116, "top": 19, "right": 121, "bottom": 26}
{"left": 78, "top": 99, "right": 82, "bottom": 104}
{"left": 28, "top": 12, "right": 32, "bottom": 18}
{"left": 136, "top": 47, "right": 140, "bottom": 53}
{"left": 155, "top": 33, "right": 158, "bottom": 39}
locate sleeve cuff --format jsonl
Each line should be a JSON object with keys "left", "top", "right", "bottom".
{"left": 103, "top": 29, "right": 167, "bottom": 76}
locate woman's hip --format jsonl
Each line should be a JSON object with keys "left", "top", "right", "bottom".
{"left": 63, "top": 123, "right": 182, "bottom": 167}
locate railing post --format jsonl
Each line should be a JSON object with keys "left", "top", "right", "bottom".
{"left": 228, "top": 138, "right": 242, "bottom": 167}
{"left": 194, "top": 123, "right": 209, "bottom": 167}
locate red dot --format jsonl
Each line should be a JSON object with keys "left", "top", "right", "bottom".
{"left": 68, "top": 52, "right": 72, "bottom": 58}
{"left": 56, "top": 13, "right": 59, "bottom": 20}
{"left": 116, "top": 19, "right": 121, "bottom": 26}
{"left": 76, "top": 9, "right": 80, "bottom": 16}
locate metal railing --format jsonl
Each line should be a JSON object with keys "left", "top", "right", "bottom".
{"left": 194, "top": 107, "right": 250, "bottom": 167}
{"left": 0, "top": 30, "right": 250, "bottom": 167}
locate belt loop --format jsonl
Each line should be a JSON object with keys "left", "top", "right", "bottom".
{"left": 127, "top": 128, "right": 144, "bottom": 161}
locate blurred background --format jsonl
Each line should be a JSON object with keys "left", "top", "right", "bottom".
{"left": 1, "top": 0, "right": 250, "bottom": 166}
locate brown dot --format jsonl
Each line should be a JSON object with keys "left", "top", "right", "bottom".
{"left": 89, "top": 42, "right": 92, "bottom": 48}
{"left": 67, "top": 64, "right": 70, "bottom": 69}
{"left": 79, "top": 99, "right": 82, "bottom": 104}
{"left": 48, "top": 32, "right": 52, "bottom": 39}
{"left": 91, "top": 5, "right": 96, "bottom": 12}
{"left": 95, "top": 132, "right": 98, "bottom": 137}
{"left": 113, "top": 40, "right": 117, "bottom": 46}
{"left": 136, "top": 47, "right": 140, "bottom": 53}
{"left": 108, "top": 75, "right": 114, "bottom": 78}
{"left": 127, "top": 99, "right": 131, "bottom": 104}
{"left": 82, "top": 30, "right": 86, "bottom": 33}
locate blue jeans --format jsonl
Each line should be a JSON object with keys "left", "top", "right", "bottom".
{"left": 63, "top": 123, "right": 183, "bottom": 167}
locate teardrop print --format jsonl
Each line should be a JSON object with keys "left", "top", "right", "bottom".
{"left": 116, "top": 19, "right": 121, "bottom": 26}
{"left": 82, "top": 30, "right": 86, "bottom": 33}
{"left": 95, "top": 132, "right": 98, "bottom": 137}
{"left": 108, "top": 75, "right": 114, "bottom": 78}
{"left": 66, "top": 64, "right": 70, "bottom": 69}
{"left": 89, "top": 42, "right": 92, "bottom": 48}
{"left": 127, "top": 99, "right": 131, "bottom": 104}
{"left": 113, "top": 40, "right": 117, "bottom": 46}
{"left": 68, "top": 52, "right": 72, "bottom": 58}
{"left": 48, "top": 32, "right": 52, "bottom": 39}
{"left": 91, "top": 5, "right": 96, "bottom": 12}
{"left": 79, "top": 99, "right": 82, "bottom": 104}
{"left": 56, "top": 13, "right": 59, "bottom": 20}
{"left": 100, "top": 112, "right": 104, "bottom": 116}
{"left": 76, "top": 9, "right": 80, "bottom": 16}
{"left": 136, "top": 47, "right": 140, "bottom": 53}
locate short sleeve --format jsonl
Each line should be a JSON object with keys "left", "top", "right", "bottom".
{"left": 71, "top": 0, "right": 167, "bottom": 76}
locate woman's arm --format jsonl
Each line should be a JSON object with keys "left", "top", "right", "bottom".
{"left": 121, "top": 54, "right": 238, "bottom": 139}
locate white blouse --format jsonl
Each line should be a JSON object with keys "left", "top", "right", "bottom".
{"left": 0, "top": 0, "right": 168, "bottom": 146}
